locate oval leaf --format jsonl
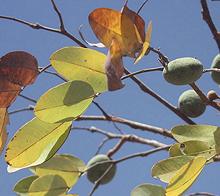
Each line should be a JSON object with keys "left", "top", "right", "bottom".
{"left": 151, "top": 156, "right": 193, "bottom": 183}
{"left": 0, "top": 78, "right": 21, "bottom": 107}
{"left": 28, "top": 175, "right": 69, "bottom": 196}
{"left": 50, "top": 47, "right": 107, "bottom": 93}
{"left": 131, "top": 183, "right": 165, "bottom": 196}
{"left": 35, "top": 81, "right": 94, "bottom": 123}
{"left": 5, "top": 118, "right": 71, "bottom": 169}
{"left": 14, "top": 176, "right": 38, "bottom": 195}
{"left": 31, "top": 154, "right": 85, "bottom": 187}
{"left": 171, "top": 125, "right": 220, "bottom": 146}
{"left": 0, "top": 51, "right": 39, "bottom": 86}
{"left": 166, "top": 156, "right": 206, "bottom": 196}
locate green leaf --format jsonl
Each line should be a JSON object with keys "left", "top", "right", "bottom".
{"left": 131, "top": 183, "right": 165, "bottom": 196}
{"left": 28, "top": 174, "right": 69, "bottom": 196}
{"left": 14, "top": 176, "right": 38, "bottom": 195}
{"left": 35, "top": 81, "right": 95, "bottom": 123}
{"left": 31, "top": 154, "right": 85, "bottom": 187}
{"left": 169, "top": 143, "right": 183, "bottom": 157}
{"left": 50, "top": 47, "right": 107, "bottom": 93}
{"left": 171, "top": 125, "right": 220, "bottom": 146}
{"left": 214, "top": 129, "right": 220, "bottom": 153}
{"left": 166, "top": 156, "right": 206, "bottom": 196}
{"left": 5, "top": 118, "right": 71, "bottom": 170}
{"left": 169, "top": 140, "right": 216, "bottom": 161}
{"left": 151, "top": 156, "right": 193, "bottom": 183}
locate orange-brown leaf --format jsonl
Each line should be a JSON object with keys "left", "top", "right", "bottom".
{"left": 0, "top": 78, "right": 21, "bottom": 107}
{"left": 121, "top": 4, "right": 145, "bottom": 42}
{"left": 0, "top": 108, "right": 8, "bottom": 154}
{"left": 0, "top": 51, "right": 39, "bottom": 86}
{"left": 89, "top": 8, "right": 141, "bottom": 57}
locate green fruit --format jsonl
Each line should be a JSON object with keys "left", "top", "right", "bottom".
{"left": 86, "top": 154, "right": 116, "bottom": 184}
{"left": 211, "top": 54, "right": 220, "bottom": 84}
{"left": 163, "top": 57, "right": 203, "bottom": 85}
{"left": 178, "top": 90, "right": 206, "bottom": 118}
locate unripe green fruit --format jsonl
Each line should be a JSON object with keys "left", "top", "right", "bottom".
{"left": 211, "top": 54, "right": 220, "bottom": 84}
{"left": 86, "top": 154, "right": 116, "bottom": 184}
{"left": 178, "top": 90, "right": 206, "bottom": 118}
{"left": 163, "top": 57, "right": 203, "bottom": 85}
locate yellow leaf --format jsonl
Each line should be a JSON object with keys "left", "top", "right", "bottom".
{"left": 134, "top": 21, "right": 152, "bottom": 64}
{"left": 0, "top": 108, "right": 9, "bottom": 154}
{"left": 166, "top": 156, "right": 206, "bottom": 196}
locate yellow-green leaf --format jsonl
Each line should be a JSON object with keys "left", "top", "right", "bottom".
{"left": 169, "top": 140, "right": 216, "bottom": 161}
{"left": 14, "top": 176, "right": 38, "bottom": 195}
{"left": 31, "top": 154, "right": 85, "bottom": 187}
{"left": 151, "top": 156, "right": 193, "bottom": 183}
{"left": 5, "top": 118, "right": 71, "bottom": 169}
{"left": 35, "top": 81, "right": 94, "bottom": 123}
{"left": 28, "top": 175, "right": 69, "bottom": 196}
{"left": 166, "top": 156, "right": 206, "bottom": 196}
{"left": 131, "top": 183, "right": 165, "bottom": 196}
{"left": 171, "top": 125, "right": 219, "bottom": 146}
{"left": 50, "top": 47, "right": 107, "bottom": 93}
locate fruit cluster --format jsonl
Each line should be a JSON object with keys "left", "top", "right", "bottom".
{"left": 163, "top": 55, "right": 220, "bottom": 118}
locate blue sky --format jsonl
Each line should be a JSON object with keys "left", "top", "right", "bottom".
{"left": 0, "top": 0, "right": 220, "bottom": 195}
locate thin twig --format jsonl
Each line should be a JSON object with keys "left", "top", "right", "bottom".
{"left": 89, "top": 164, "right": 114, "bottom": 196}
{"left": 115, "top": 145, "right": 170, "bottom": 163}
{"left": 187, "top": 192, "right": 216, "bottom": 196}
{"left": 107, "top": 138, "right": 126, "bottom": 157}
{"left": 124, "top": 68, "right": 196, "bottom": 125}
{"left": 92, "top": 101, "right": 124, "bottom": 134}
{"left": 121, "top": 66, "right": 163, "bottom": 80}
{"left": 201, "top": 0, "right": 220, "bottom": 51}
{"left": 0, "top": 15, "right": 86, "bottom": 47}
{"left": 149, "top": 47, "right": 169, "bottom": 67}
{"left": 50, "top": 0, "right": 65, "bottom": 30}
{"left": 203, "top": 68, "right": 220, "bottom": 73}
{"left": 137, "top": 0, "right": 149, "bottom": 14}
{"left": 95, "top": 137, "right": 110, "bottom": 155}
{"left": 9, "top": 106, "right": 34, "bottom": 115}
{"left": 19, "top": 94, "right": 37, "bottom": 103}
{"left": 190, "top": 83, "right": 220, "bottom": 112}
{"left": 42, "top": 70, "right": 67, "bottom": 81}
{"left": 92, "top": 101, "right": 111, "bottom": 120}
{"left": 85, "top": 146, "right": 170, "bottom": 173}
{"left": 39, "top": 64, "right": 52, "bottom": 73}
{"left": 77, "top": 115, "right": 173, "bottom": 138}
{"left": 73, "top": 126, "right": 167, "bottom": 148}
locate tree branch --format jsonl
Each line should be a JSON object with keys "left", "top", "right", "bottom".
{"left": 201, "top": 0, "right": 220, "bottom": 52}
{"left": 50, "top": 0, "right": 65, "bottom": 31}
{"left": 73, "top": 126, "right": 167, "bottom": 149}
{"left": 77, "top": 115, "right": 173, "bottom": 138}
{"left": 0, "top": 16, "right": 86, "bottom": 47}
{"left": 121, "top": 66, "right": 163, "bottom": 80}
{"left": 124, "top": 68, "right": 196, "bottom": 125}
